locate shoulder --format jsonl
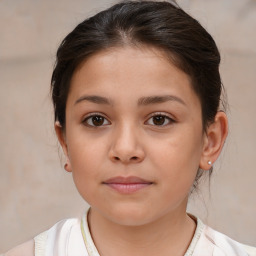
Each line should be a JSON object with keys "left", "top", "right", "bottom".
{"left": 35, "top": 217, "right": 86, "bottom": 256}
{"left": 3, "top": 239, "right": 34, "bottom": 256}
{"left": 45, "top": 217, "right": 80, "bottom": 239}
{"left": 35, "top": 218, "right": 81, "bottom": 256}
{"left": 201, "top": 224, "right": 256, "bottom": 256}
{"left": 2, "top": 218, "right": 80, "bottom": 256}
{"left": 241, "top": 244, "right": 256, "bottom": 256}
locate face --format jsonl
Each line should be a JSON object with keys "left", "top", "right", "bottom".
{"left": 59, "top": 47, "right": 207, "bottom": 226}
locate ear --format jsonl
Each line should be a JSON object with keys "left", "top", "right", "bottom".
{"left": 55, "top": 121, "right": 72, "bottom": 172}
{"left": 199, "top": 111, "right": 228, "bottom": 170}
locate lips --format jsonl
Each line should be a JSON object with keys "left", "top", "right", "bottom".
{"left": 103, "top": 176, "right": 153, "bottom": 194}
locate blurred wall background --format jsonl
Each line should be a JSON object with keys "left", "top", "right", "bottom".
{"left": 0, "top": 0, "right": 255, "bottom": 252}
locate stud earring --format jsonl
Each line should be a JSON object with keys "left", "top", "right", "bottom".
{"left": 207, "top": 161, "right": 212, "bottom": 165}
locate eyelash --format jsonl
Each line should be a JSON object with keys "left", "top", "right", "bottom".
{"left": 82, "top": 112, "right": 110, "bottom": 128}
{"left": 82, "top": 112, "right": 175, "bottom": 128}
{"left": 146, "top": 112, "right": 175, "bottom": 126}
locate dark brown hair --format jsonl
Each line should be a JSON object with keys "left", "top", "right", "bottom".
{"left": 51, "top": 0, "right": 224, "bottom": 187}
{"left": 52, "top": 1, "right": 223, "bottom": 128}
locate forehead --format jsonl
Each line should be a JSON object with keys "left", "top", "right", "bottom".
{"left": 73, "top": 46, "right": 176, "bottom": 82}
{"left": 68, "top": 46, "right": 199, "bottom": 108}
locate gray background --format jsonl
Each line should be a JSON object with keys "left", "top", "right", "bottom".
{"left": 0, "top": 0, "right": 256, "bottom": 252}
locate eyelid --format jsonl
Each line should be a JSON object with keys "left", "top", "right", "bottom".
{"left": 82, "top": 112, "right": 111, "bottom": 127}
{"left": 81, "top": 112, "right": 175, "bottom": 127}
{"left": 145, "top": 112, "right": 176, "bottom": 126}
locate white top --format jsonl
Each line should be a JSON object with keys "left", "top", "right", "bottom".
{"left": 31, "top": 210, "right": 256, "bottom": 256}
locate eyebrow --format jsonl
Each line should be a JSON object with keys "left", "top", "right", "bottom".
{"left": 75, "top": 95, "right": 112, "bottom": 105}
{"left": 138, "top": 95, "right": 186, "bottom": 106}
{"left": 75, "top": 95, "right": 186, "bottom": 106}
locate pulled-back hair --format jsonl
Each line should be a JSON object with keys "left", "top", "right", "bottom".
{"left": 51, "top": 0, "right": 224, "bottom": 187}
{"left": 52, "top": 1, "right": 222, "bottom": 129}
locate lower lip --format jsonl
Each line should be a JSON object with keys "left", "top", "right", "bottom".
{"left": 104, "top": 183, "right": 152, "bottom": 194}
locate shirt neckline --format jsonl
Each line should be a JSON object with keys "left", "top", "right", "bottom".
{"left": 81, "top": 208, "right": 205, "bottom": 256}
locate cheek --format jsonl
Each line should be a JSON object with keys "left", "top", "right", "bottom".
{"left": 67, "top": 138, "right": 104, "bottom": 201}
{"left": 149, "top": 127, "right": 203, "bottom": 178}
{"left": 67, "top": 133, "right": 106, "bottom": 178}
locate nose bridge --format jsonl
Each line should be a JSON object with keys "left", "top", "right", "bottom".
{"left": 114, "top": 121, "right": 138, "bottom": 152}
{"left": 110, "top": 121, "right": 144, "bottom": 163}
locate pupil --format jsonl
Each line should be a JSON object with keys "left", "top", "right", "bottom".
{"left": 92, "top": 116, "right": 104, "bottom": 126}
{"left": 153, "top": 116, "right": 165, "bottom": 125}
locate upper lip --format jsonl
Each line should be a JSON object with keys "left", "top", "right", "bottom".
{"left": 103, "top": 176, "right": 153, "bottom": 184}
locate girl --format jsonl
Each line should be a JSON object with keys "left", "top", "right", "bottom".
{"left": 3, "top": 1, "right": 256, "bottom": 255}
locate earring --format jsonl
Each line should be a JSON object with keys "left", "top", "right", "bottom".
{"left": 207, "top": 161, "right": 212, "bottom": 165}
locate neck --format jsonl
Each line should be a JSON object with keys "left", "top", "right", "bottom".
{"left": 88, "top": 206, "right": 196, "bottom": 256}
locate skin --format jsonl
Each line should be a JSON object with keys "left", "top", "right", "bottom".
{"left": 51, "top": 46, "right": 228, "bottom": 256}
{"left": 5, "top": 46, "right": 228, "bottom": 256}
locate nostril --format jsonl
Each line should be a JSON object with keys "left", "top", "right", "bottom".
{"left": 113, "top": 156, "right": 138, "bottom": 161}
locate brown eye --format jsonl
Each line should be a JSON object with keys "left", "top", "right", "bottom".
{"left": 146, "top": 114, "right": 174, "bottom": 126}
{"left": 84, "top": 114, "right": 110, "bottom": 127}
{"left": 92, "top": 116, "right": 104, "bottom": 126}
{"left": 152, "top": 116, "right": 166, "bottom": 125}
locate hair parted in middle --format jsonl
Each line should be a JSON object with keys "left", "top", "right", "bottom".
{"left": 51, "top": 0, "right": 224, "bottom": 189}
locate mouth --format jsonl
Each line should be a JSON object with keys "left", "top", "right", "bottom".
{"left": 102, "top": 176, "right": 153, "bottom": 194}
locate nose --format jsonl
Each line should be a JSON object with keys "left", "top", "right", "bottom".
{"left": 108, "top": 124, "right": 145, "bottom": 164}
